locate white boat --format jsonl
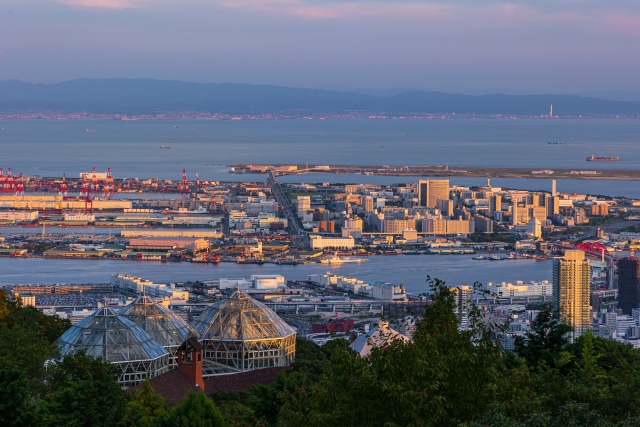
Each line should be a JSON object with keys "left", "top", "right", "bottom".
{"left": 161, "top": 207, "right": 209, "bottom": 215}
{"left": 473, "top": 255, "right": 486, "bottom": 260}
{"left": 320, "top": 254, "right": 368, "bottom": 264}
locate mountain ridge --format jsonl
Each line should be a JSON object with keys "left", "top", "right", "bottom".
{"left": 1, "top": 79, "right": 639, "bottom": 116}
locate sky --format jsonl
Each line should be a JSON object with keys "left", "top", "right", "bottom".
{"left": 0, "top": 0, "right": 639, "bottom": 94}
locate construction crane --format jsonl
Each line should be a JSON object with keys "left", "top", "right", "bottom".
{"left": 0, "top": 168, "right": 5, "bottom": 193}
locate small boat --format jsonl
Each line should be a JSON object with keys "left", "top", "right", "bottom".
{"left": 488, "top": 255, "right": 504, "bottom": 261}
{"left": 173, "top": 126, "right": 178, "bottom": 128}
{"left": 86, "top": 129, "right": 95, "bottom": 133}
{"left": 403, "top": 134, "right": 410, "bottom": 137}
{"left": 473, "top": 255, "right": 486, "bottom": 260}
{"left": 160, "top": 146, "right": 172, "bottom": 149}
{"left": 547, "top": 141, "right": 565, "bottom": 144}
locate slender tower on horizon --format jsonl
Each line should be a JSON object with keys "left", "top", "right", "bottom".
{"left": 552, "top": 179, "right": 557, "bottom": 196}
{"left": 549, "top": 104, "right": 553, "bottom": 117}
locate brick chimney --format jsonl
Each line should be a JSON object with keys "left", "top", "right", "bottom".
{"left": 177, "top": 337, "right": 205, "bottom": 391}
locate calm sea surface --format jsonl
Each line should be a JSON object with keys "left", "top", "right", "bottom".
{"left": 0, "top": 255, "right": 550, "bottom": 294}
{"left": 1, "top": 119, "right": 639, "bottom": 179}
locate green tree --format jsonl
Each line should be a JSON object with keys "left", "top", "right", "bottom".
{"left": 0, "top": 367, "right": 40, "bottom": 427}
{"left": 122, "top": 379, "right": 168, "bottom": 427}
{"left": 40, "top": 351, "right": 128, "bottom": 427}
{"left": 514, "top": 309, "right": 573, "bottom": 370}
{"left": 279, "top": 278, "right": 510, "bottom": 427}
{"left": 165, "top": 391, "right": 226, "bottom": 427}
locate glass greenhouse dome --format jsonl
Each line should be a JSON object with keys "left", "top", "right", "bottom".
{"left": 57, "top": 306, "right": 169, "bottom": 388}
{"left": 191, "top": 290, "right": 296, "bottom": 374}
{"left": 119, "top": 295, "right": 199, "bottom": 368}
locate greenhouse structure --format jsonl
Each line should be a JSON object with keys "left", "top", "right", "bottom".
{"left": 119, "top": 295, "right": 199, "bottom": 368}
{"left": 57, "top": 306, "right": 170, "bottom": 388}
{"left": 191, "top": 290, "right": 296, "bottom": 375}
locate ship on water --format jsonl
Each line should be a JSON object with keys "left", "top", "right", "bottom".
{"left": 586, "top": 155, "right": 618, "bottom": 162}
{"left": 547, "top": 141, "right": 565, "bottom": 144}
{"left": 320, "top": 254, "right": 368, "bottom": 264}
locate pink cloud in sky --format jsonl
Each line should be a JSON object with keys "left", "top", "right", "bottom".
{"left": 55, "top": 0, "right": 146, "bottom": 9}
{"left": 213, "top": 0, "right": 640, "bottom": 34}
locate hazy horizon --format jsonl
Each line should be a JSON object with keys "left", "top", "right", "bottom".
{"left": 1, "top": 0, "right": 639, "bottom": 94}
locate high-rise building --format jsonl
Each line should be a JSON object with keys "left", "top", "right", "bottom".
{"left": 489, "top": 195, "right": 501, "bottom": 217}
{"left": 553, "top": 250, "right": 591, "bottom": 340}
{"left": 551, "top": 180, "right": 557, "bottom": 196}
{"left": 548, "top": 196, "right": 560, "bottom": 217}
{"left": 418, "top": 180, "right": 449, "bottom": 208}
{"left": 296, "top": 196, "right": 310, "bottom": 215}
{"left": 436, "top": 199, "right": 454, "bottom": 216}
{"left": 362, "top": 195, "right": 375, "bottom": 213}
{"left": 618, "top": 257, "right": 640, "bottom": 315}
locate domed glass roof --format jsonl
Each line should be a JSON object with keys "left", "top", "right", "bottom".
{"left": 119, "top": 295, "right": 199, "bottom": 348}
{"left": 58, "top": 306, "right": 169, "bottom": 363}
{"left": 192, "top": 290, "right": 296, "bottom": 341}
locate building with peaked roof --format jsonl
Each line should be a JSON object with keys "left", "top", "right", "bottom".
{"left": 119, "top": 295, "right": 199, "bottom": 369}
{"left": 349, "top": 321, "right": 410, "bottom": 357}
{"left": 130, "top": 337, "right": 290, "bottom": 402}
{"left": 57, "top": 306, "right": 169, "bottom": 388}
{"left": 191, "top": 290, "right": 296, "bottom": 375}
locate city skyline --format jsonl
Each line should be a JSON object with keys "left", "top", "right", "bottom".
{"left": 1, "top": 1, "right": 639, "bottom": 94}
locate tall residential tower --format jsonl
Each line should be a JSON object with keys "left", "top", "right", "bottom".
{"left": 553, "top": 250, "right": 591, "bottom": 340}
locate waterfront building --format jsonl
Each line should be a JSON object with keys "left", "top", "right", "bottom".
{"left": 0, "top": 210, "right": 38, "bottom": 221}
{"left": 111, "top": 274, "right": 189, "bottom": 300}
{"left": 192, "top": 290, "right": 296, "bottom": 372}
{"left": 57, "top": 306, "right": 170, "bottom": 388}
{"left": 618, "top": 257, "right": 640, "bottom": 315}
{"left": 486, "top": 280, "right": 553, "bottom": 298}
{"left": 309, "top": 235, "right": 355, "bottom": 249}
{"left": 127, "top": 237, "right": 209, "bottom": 252}
{"left": 553, "top": 250, "right": 591, "bottom": 340}
{"left": 418, "top": 180, "right": 449, "bottom": 208}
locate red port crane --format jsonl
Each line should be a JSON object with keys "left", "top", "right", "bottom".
{"left": 7, "top": 168, "right": 15, "bottom": 193}
{"left": 79, "top": 178, "right": 89, "bottom": 197}
{"left": 59, "top": 173, "right": 68, "bottom": 196}
{"left": 91, "top": 167, "right": 99, "bottom": 194}
{"left": 15, "top": 173, "right": 24, "bottom": 195}
{"left": 0, "top": 168, "right": 5, "bottom": 193}
{"left": 103, "top": 167, "right": 115, "bottom": 199}
{"left": 180, "top": 169, "right": 190, "bottom": 200}
{"left": 195, "top": 169, "right": 203, "bottom": 192}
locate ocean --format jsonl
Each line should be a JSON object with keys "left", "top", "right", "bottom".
{"left": 1, "top": 118, "right": 639, "bottom": 179}
{"left": 0, "top": 255, "right": 551, "bottom": 295}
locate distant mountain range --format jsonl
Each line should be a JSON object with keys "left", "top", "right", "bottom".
{"left": 1, "top": 79, "right": 640, "bottom": 116}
